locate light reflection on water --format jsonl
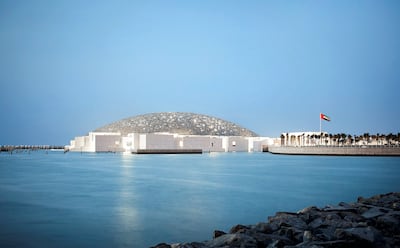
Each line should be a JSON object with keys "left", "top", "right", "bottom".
{"left": 114, "top": 153, "right": 139, "bottom": 247}
{"left": 0, "top": 151, "right": 399, "bottom": 247}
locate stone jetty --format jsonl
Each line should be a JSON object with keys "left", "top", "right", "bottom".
{"left": 267, "top": 146, "right": 400, "bottom": 156}
{"left": 152, "top": 192, "right": 400, "bottom": 248}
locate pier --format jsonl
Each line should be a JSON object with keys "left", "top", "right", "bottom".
{"left": 266, "top": 145, "right": 400, "bottom": 156}
{"left": 0, "top": 145, "right": 66, "bottom": 153}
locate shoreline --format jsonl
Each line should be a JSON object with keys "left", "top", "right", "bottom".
{"left": 152, "top": 192, "right": 400, "bottom": 248}
{"left": 266, "top": 145, "right": 400, "bottom": 156}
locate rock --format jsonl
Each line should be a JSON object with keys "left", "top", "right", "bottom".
{"left": 205, "top": 233, "right": 257, "bottom": 248}
{"left": 268, "top": 212, "right": 308, "bottom": 230}
{"left": 254, "top": 222, "right": 277, "bottom": 234}
{"left": 336, "top": 226, "right": 384, "bottom": 246}
{"left": 309, "top": 217, "right": 324, "bottom": 229}
{"left": 183, "top": 242, "right": 207, "bottom": 248}
{"left": 151, "top": 243, "right": 172, "bottom": 248}
{"left": 229, "top": 224, "right": 249, "bottom": 234}
{"left": 376, "top": 213, "right": 400, "bottom": 234}
{"left": 213, "top": 230, "right": 226, "bottom": 239}
{"left": 302, "top": 230, "right": 313, "bottom": 242}
{"left": 297, "top": 206, "right": 320, "bottom": 215}
{"left": 342, "top": 211, "right": 365, "bottom": 222}
{"left": 361, "top": 207, "right": 386, "bottom": 219}
{"left": 266, "top": 239, "right": 286, "bottom": 248}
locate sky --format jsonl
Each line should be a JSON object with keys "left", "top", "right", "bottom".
{"left": 0, "top": 0, "right": 399, "bottom": 145}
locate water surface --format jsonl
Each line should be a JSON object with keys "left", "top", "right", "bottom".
{"left": 0, "top": 151, "right": 399, "bottom": 247}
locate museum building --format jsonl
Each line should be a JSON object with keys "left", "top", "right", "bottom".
{"left": 66, "top": 112, "right": 273, "bottom": 153}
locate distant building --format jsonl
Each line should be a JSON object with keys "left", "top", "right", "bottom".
{"left": 66, "top": 112, "right": 273, "bottom": 153}
{"left": 280, "top": 132, "right": 328, "bottom": 146}
{"left": 67, "top": 132, "right": 272, "bottom": 153}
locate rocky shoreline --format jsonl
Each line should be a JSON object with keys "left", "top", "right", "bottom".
{"left": 152, "top": 192, "right": 400, "bottom": 248}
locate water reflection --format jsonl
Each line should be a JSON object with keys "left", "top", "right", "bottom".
{"left": 114, "top": 153, "right": 140, "bottom": 246}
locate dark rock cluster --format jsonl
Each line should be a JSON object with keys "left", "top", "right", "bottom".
{"left": 152, "top": 192, "right": 400, "bottom": 248}
{"left": 94, "top": 112, "right": 258, "bottom": 137}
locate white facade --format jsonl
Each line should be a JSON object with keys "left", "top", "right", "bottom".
{"left": 67, "top": 132, "right": 273, "bottom": 153}
{"left": 68, "top": 132, "right": 122, "bottom": 152}
{"left": 280, "top": 132, "right": 328, "bottom": 147}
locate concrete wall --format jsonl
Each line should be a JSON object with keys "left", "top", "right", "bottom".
{"left": 68, "top": 132, "right": 271, "bottom": 153}
{"left": 227, "top": 137, "right": 248, "bottom": 152}
{"left": 268, "top": 145, "right": 400, "bottom": 156}
{"left": 68, "top": 132, "right": 121, "bottom": 152}
{"left": 179, "top": 136, "right": 225, "bottom": 152}
{"left": 95, "top": 135, "right": 122, "bottom": 152}
{"left": 122, "top": 133, "right": 140, "bottom": 152}
{"left": 142, "top": 133, "right": 176, "bottom": 150}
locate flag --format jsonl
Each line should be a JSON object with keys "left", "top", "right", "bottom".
{"left": 320, "top": 113, "right": 331, "bottom": 121}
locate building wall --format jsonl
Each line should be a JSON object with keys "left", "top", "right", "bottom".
{"left": 122, "top": 133, "right": 140, "bottom": 152}
{"left": 142, "top": 133, "right": 176, "bottom": 150}
{"left": 95, "top": 135, "right": 122, "bottom": 152}
{"left": 68, "top": 132, "right": 271, "bottom": 153}
{"left": 179, "top": 136, "right": 224, "bottom": 152}
{"left": 227, "top": 137, "right": 248, "bottom": 152}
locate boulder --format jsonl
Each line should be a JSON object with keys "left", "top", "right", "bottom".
{"left": 213, "top": 230, "right": 226, "bottom": 239}
{"left": 151, "top": 243, "right": 172, "bottom": 248}
{"left": 229, "top": 224, "right": 249, "bottom": 234}
{"left": 336, "top": 226, "right": 384, "bottom": 246}
{"left": 361, "top": 207, "right": 386, "bottom": 219}
{"left": 268, "top": 212, "right": 308, "bottom": 230}
{"left": 205, "top": 233, "right": 257, "bottom": 248}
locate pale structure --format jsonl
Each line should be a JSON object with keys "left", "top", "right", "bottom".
{"left": 280, "top": 132, "right": 329, "bottom": 147}
{"left": 67, "top": 132, "right": 271, "bottom": 153}
{"left": 67, "top": 112, "right": 272, "bottom": 153}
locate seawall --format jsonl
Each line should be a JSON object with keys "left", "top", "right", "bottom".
{"left": 267, "top": 146, "right": 400, "bottom": 156}
{"left": 152, "top": 192, "right": 400, "bottom": 248}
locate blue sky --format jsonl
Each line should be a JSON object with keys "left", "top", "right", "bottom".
{"left": 1, "top": 0, "right": 399, "bottom": 145}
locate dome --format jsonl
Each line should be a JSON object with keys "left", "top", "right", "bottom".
{"left": 94, "top": 112, "right": 258, "bottom": 137}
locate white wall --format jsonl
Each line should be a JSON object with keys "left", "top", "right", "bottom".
{"left": 227, "top": 137, "right": 248, "bottom": 152}
{"left": 179, "top": 136, "right": 224, "bottom": 152}
{"left": 122, "top": 133, "right": 140, "bottom": 152}
{"left": 68, "top": 132, "right": 272, "bottom": 153}
{"left": 95, "top": 135, "right": 122, "bottom": 152}
{"left": 142, "top": 133, "right": 176, "bottom": 150}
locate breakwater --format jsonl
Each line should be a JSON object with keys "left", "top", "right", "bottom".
{"left": 152, "top": 192, "right": 400, "bottom": 248}
{"left": 0, "top": 145, "right": 65, "bottom": 153}
{"left": 267, "top": 146, "right": 400, "bottom": 156}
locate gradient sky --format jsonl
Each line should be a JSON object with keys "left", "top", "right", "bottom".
{"left": 1, "top": 0, "right": 399, "bottom": 145}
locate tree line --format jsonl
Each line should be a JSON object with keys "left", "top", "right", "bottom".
{"left": 281, "top": 132, "right": 400, "bottom": 146}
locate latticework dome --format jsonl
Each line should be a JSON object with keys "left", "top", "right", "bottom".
{"left": 94, "top": 112, "right": 258, "bottom": 137}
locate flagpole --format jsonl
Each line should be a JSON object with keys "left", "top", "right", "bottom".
{"left": 319, "top": 113, "right": 322, "bottom": 134}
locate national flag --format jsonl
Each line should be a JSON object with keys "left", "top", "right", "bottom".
{"left": 320, "top": 113, "right": 331, "bottom": 121}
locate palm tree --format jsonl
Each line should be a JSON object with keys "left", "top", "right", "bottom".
{"left": 280, "top": 134, "right": 285, "bottom": 146}
{"left": 347, "top": 134, "right": 352, "bottom": 145}
{"left": 324, "top": 133, "right": 329, "bottom": 146}
{"left": 376, "top": 133, "right": 380, "bottom": 146}
{"left": 333, "top": 134, "right": 339, "bottom": 146}
{"left": 387, "top": 133, "right": 393, "bottom": 146}
{"left": 340, "top": 133, "right": 346, "bottom": 145}
{"left": 397, "top": 133, "right": 400, "bottom": 145}
{"left": 363, "top": 133, "right": 370, "bottom": 145}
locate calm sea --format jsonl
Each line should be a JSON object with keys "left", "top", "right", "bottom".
{"left": 0, "top": 151, "right": 399, "bottom": 247}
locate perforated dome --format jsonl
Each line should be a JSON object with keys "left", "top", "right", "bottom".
{"left": 94, "top": 112, "right": 258, "bottom": 137}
